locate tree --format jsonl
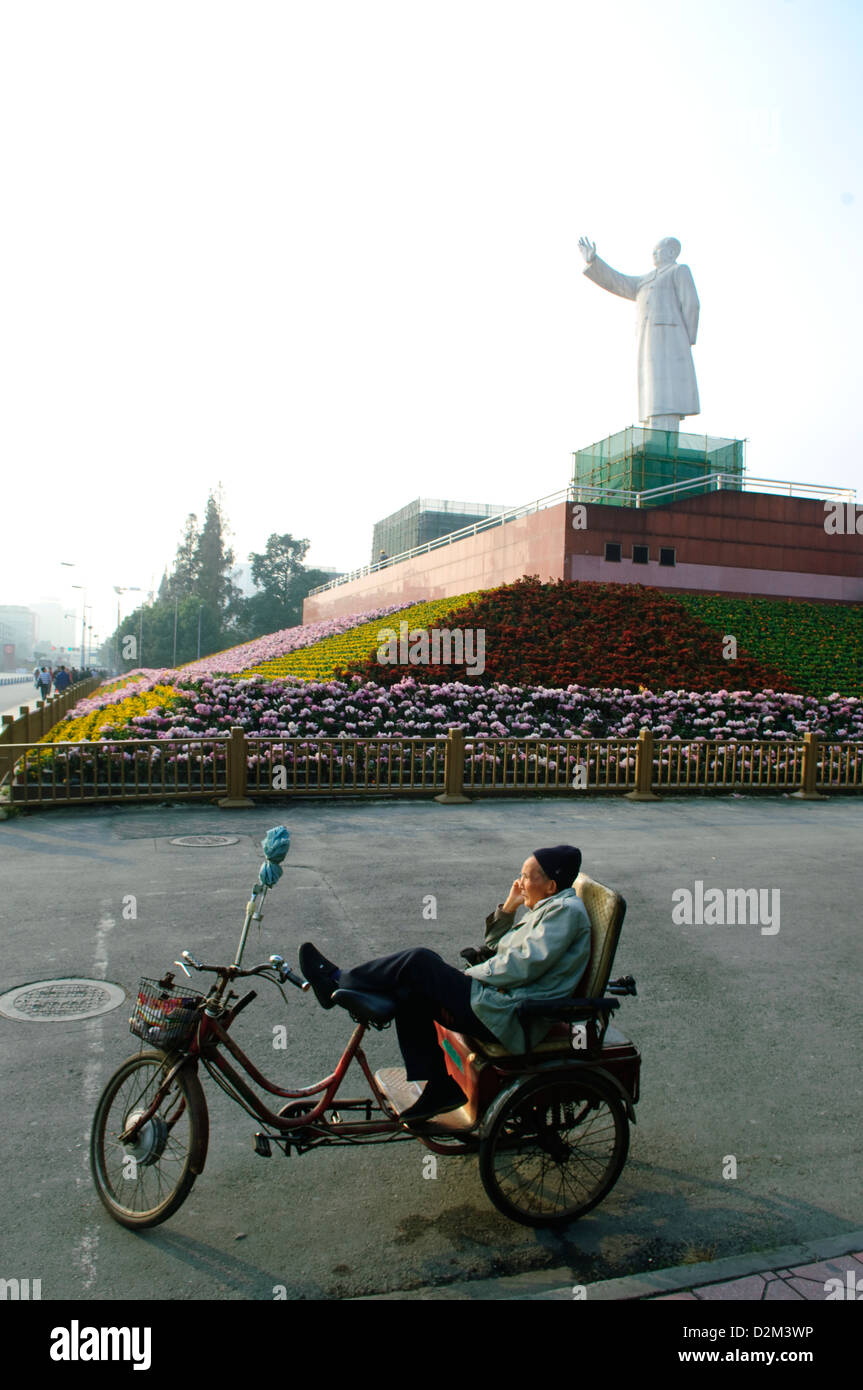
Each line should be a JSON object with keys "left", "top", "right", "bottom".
{"left": 159, "top": 514, "right": 200, "bottom": 602}
{"left": 108, "top": 495, "right": 237, "bottom": 671}
{"left": 250, "top": 534, "right": 309, "bottom": 603}
{"left": 195, "top": 489, "right": 240, "bottom": 615}
{"left": 106, "top": 497, "right": 329, "bottom": 672}
{"left": 246, "top": 533, "right": 328, "bottom": 631}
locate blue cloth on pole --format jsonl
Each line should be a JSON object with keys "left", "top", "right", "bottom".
{"left": 258, "top": 825, "right": 291, "bottom": 886}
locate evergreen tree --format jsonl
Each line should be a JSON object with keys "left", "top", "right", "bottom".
{"left": 159, "top": 514, "right": 200, "bottom": 602}
{"left": 194, "top": 489, "right": 240, "bottom": 614}
{"left": 107, "top": 491, "right": 328, "bottom": 671}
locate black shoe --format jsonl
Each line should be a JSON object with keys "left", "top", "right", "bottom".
{"left": 399, "top": 1076, "right": 467, "bottom": 1125}
{"left": 298, "top": 942, "right": 341, "bottom": 1010}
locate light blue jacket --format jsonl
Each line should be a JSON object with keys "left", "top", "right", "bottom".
{"left": 464, "top": 887, "right": 592, "bottom": 1053}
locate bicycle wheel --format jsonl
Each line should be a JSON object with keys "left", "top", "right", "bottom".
{"left": 479, "top": 1071, "right": 628, "bottom": 1227}
{"left": 90, "top": 1050, "right": 209, "bottom": 1229}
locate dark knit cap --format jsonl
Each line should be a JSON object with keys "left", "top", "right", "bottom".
{"left": 533, "top": 845, "right": 582, "bottom": 890}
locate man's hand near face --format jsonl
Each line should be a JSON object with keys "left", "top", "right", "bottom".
{"left": 502, "top": 879, "right": 525, "bottom": 915}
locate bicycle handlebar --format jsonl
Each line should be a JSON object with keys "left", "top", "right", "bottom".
{"left": 176, "top": 949, "right": 309, "bottom": 992}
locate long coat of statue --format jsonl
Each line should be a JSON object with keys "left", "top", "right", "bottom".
{"left": 583, "top": 254, "right": 700, "bottom": 422}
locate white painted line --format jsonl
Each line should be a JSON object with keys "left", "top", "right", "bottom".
{"left": 73, "top": 900, "right": 116, "bottom": 1294}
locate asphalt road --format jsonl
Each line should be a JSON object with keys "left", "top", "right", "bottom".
{"left": 0, "top": 678, "right": 42, "bottom": 717}
{"left": 0, "top": 794, "right": 860, "bottom": 1301}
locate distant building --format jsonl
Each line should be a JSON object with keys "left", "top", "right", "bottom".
{"left": 0, "top": 606, "right": 37, "bottom": 664}
{"left": 29, "top": 601, "right": 71, "bottom": 650}
{"left": 372, "top": 498, "right": 512, "bottom": 565}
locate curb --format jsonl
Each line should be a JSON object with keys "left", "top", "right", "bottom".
{"left": 355, "top": 1230, "right": 863, "bottom": 1301}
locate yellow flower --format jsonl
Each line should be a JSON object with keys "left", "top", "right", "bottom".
{"left": 41, "top": 685, "right": 180, "bottom": 744}
{"left": 241, "top": 593, "right": 486, "bottom": 681}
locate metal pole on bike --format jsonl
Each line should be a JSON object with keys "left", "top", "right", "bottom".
{"left": 234, "top": 883, "right": 269, "bottom": 968}
{"left": 233, "top": 826, "right": 290, "bottom": 968}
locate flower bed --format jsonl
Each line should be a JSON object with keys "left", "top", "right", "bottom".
{"left": 337, "top": 578, "right": 793, "bottom": 692}
{"left": 177, "top": 603, "right": 410, "bottom": 677}
{"left": 36, "top": 673, "right": 863, "bottom": 744}
{"left": 40, "top": 684, "right": 182, "bottom": 743}
{"left": 242, "top": 593, "right": 484, "bottom": 680}
{"left": 676, "top": 592, "right": 863, "bottom": 699}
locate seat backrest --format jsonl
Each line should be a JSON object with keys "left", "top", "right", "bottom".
{"left": 572, "top": 872, "right": 626, "bottom": 997}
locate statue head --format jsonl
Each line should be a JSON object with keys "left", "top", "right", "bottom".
{"left": 652, "top": 237, "right": 681, "bottom": 267}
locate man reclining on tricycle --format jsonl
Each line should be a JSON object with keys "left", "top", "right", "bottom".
{"left": 300, "top": 843, "right": 589, "bottom": 1125}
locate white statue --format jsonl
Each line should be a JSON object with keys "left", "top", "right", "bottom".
{"left": 578, "top": 236, "right": 700, "bottom": 431}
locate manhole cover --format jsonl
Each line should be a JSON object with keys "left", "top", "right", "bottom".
{"left": 0, "top": 978, "right": 126, "bottom": 1022}
{"left": 169, "top": 834, "right": 240, "bottom": 847}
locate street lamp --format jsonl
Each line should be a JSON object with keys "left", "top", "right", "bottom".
{"left": 62, "top": 563, "right": 89, "bottom": 669}
{"left": 137, "top": 591, "right": 152, "bottom": 669}
{"left": 70, "top": 586, "right": 89, "bottom": 668}
{"left": 113, "top": 585, "right": 142, "bottom": 671}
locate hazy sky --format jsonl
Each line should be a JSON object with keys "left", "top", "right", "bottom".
{"left": 2, "top": 0, "right": 860, "bottom": 645}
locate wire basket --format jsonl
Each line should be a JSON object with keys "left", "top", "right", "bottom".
{"left": 130, "top": 978, "right": 204, "bottom": 1048}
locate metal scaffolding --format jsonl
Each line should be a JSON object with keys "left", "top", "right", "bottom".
{"left": 572, "top": 428, "right": 745, "bottom": 506}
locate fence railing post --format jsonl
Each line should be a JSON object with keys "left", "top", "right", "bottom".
{"left": 624, "top": 728, "right": 660, "bottom": 801}
{"left": 218, "top": 727, "right": 254, "bottom": 808}
{"left": 791, "top": 732, "right": 827, "bottom": 800}
{"left": 29, "top": 702, "right": 43, "bottom": 742}
{"left": 0, "top": 715, "right": 13, "bottom": 794}
{"left": 434, "top": 727, "right": 471, "bottom": 804}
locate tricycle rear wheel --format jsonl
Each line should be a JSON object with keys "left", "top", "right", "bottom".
{"left": 90, "top": 1050, "right": 209, "bottom": 1229}
{"left": 479, "top": 1071, "right": 628, "bottom": 1227}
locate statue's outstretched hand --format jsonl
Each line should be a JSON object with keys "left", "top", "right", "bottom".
{"left": 578, "top": 236, "right": 596, "bottom": 265}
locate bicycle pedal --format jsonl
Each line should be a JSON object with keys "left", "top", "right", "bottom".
{"left": 253, "top": 1133, "right": 272, "bottom": 1157}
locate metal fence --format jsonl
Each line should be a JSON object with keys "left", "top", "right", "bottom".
{"left": 0, "top": 675, "right": 101, "bottom": 789}
{"left": 462, "top": 737, "right": 638, "bottom": 794}
{"left": 654, "top": 739, "right": 806, "bottom": 792}
{"left": 245, "top": 735, "right": 448, "bottom": 796}
{"left": 6, "top": 737, "right": 230, "bottom": 804}
{"left": 3, "top": 726, "right": 861, "bottom": 810}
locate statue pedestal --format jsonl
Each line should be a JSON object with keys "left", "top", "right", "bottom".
{"left": 572, "top": 427, "right": 744, "bottom": 506}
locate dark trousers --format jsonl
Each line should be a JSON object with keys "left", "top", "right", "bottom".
{"left": 337, "top": 947, "right": 498, "bottom": 1084}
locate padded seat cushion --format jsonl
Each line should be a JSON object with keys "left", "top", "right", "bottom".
{"left": 469, "top": 1022, "right": 573, "bottom": 1059}
{"left": 331, "top": 987, "right": 397, "bottom": 1025}
{"left": 573, "top": 873, "right": 624, "bottom": 999}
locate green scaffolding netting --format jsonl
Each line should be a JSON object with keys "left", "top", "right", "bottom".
{"left": 572, "top": 428, "right": 744, "bottom": 506}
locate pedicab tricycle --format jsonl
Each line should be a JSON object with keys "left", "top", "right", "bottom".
{"left": 90, "top": 828, "right": 640, "bottom": 1230}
